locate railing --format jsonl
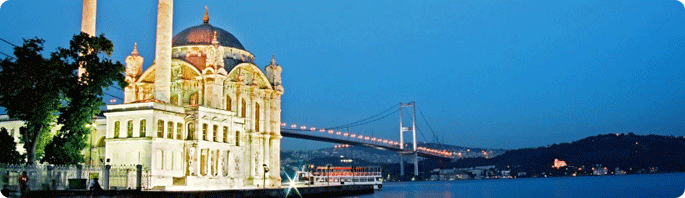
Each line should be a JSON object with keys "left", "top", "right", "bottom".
{"left": 0, "top": 163, "right": 149, "bottom": 191}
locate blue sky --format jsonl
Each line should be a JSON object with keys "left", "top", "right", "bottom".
{"left": 1, "top": 0, "right": 684, "bottom": 150}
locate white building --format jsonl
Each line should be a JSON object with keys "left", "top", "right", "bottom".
{"left": 0, "top": 0, "right": 284, "bottom": 190}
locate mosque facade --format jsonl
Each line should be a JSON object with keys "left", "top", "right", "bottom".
{"left": 0, "top": 0, "right": 284, "bottom": 190}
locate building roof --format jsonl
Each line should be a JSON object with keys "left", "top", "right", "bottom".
{"left": 172, "top": 23, "right": 245, "bottom": 49}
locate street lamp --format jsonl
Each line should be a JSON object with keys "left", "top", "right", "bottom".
{"left": 262, "top": 164, "right": 269, "bottom": 189}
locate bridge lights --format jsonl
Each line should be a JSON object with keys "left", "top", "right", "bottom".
{"left": 343, "top": 133, "right": 349, "bottom": 137}
{"left": 364, "top": 137, "right": 370, "bottom": 140}
{"left": 350, "top": 134, "right": 356, "bottom": 138}
{"left": 281, "top": 123, "right": 286, "bottom": 127}
{"left": 319, "top": 129, "right": 325, "bottom": 132}
{"left": 291, "top": 124, "right": 297, "bottom": 128}
{"left": 336, "top": 131, "right": 341, "bottom": 135}
{"left": 328, "top": 130, "right": 333, "bottom": 134}
{"left": 300, "top": 126, "right": 306, "bottom": 130}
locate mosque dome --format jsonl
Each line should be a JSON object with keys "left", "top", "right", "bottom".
{"left": 172, "top": 23, "right": 244, "bottom": 49}
{"left": 171, "top": 7, "right": 244, "bottom": 49}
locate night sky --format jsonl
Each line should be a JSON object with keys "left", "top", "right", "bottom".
{"left": 0, "top": 1, "right": 683, "bottom": 150}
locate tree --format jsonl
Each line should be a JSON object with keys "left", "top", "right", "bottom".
{"left": 0, "top": 33, "right": 126, "bottom": 165}
{"left": 0, "top": 128, "right": 22, "bottom": 164}
{"left": 0, "top": 38, "right": 68, "bottom": 165}
{"left": 42, "top": 33, "right": 127, "bottom": 165}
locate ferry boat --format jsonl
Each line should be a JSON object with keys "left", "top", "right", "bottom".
{"left": 294, "top": 165, "right": 383, "bottom": 190}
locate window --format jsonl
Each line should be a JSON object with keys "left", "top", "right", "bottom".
{"left": 255, "top": 103, "right": 260, "bottom": 132}
{"left": 202, "top": 123, "right": 208, "bottom": 141}
{"left": 187, "top": 123, "right": 195, "bottom": 140}
{"left": 157, "top": 120, "right": 164, "bottom": 138}
{"left": 176, "top": 123, "right": 182, "bottom": 139}
{"left": 139, "top": 119, "right": 147, "bottom": 137}
{"left": 223, "top": 126, "right": 228, "bottom": 143}
{"left": 167, "top": 121, "right": 174, "bottom": 139}
{"left": 114, "top": 121, "right": 120, "bottom": 138}
{"left": 226, "top": 96, "right": 232, "bottom": 111}
{"left": 213, "top": 125, "right": 218, "bottom": 142}
{"left": 235, "top": 131, "right": 240, "bottom": 146}
{"left": 127, "top": 120, "right": 133, "bottom": 138}
{"left": 241, "top": 99, "right": 246, "bottom": 118}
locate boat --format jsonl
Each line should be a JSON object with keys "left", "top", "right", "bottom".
{"left": 294, "top": 165, "right": 383, "bottom": 190}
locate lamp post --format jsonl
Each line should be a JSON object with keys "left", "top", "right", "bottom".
{"left": 262, "top": 164, "right": 269, "bottom": 189}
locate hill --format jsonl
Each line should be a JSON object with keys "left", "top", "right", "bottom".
{"left": 489, "top": 133, "right": 685, "bottom": 174}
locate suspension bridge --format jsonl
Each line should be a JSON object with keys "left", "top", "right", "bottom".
{"left": 281, "top": 102, "right": 456, "bottom": 176}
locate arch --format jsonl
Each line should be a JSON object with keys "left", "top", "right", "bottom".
{"left": 139, "top": 119, "right": 147, "bottom": 137}
{"left": 226, "top": 95, "right": 232, "bottom": 111}
{"left": 127, "top": 120, "right": 134, "bottom": 138}
{"left": 202, "top": 67, "right": 216, "bottom": 75}
{"left": 226, "top": 63, "right": 274, "bottom": 89}
{"left": 113, "top": 121, "right": 120, "bottom": 138}
{"left": 157, "top": 119, "right": 164, "bottom": 138}
{"left": 137, "top": 59, "right": 202, "bottom": 83}
{"left": 96, "top": 137, "right": 106, "bottom": 147}
{"left": 167, "top": 121, "right": 174, "bottom": 139}
{"left": 186, "top": 122, "right": 195, "bottom": 140}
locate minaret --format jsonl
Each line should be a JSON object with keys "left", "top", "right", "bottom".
{"left": 125, "top": 43, "right": 144, "bottom": 103}
{"left": 79, "top": 0, "right": 97, "bottom": 78}
{"left": 154, "top": 0, "right": 173, "bottom": 103}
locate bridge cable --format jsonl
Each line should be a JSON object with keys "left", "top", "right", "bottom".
{"left": 330, "top": 108, "right": 399, "bottom": 129}
{"left": 417, "top": 107, "right": 440, "bottom": 144}
{"left": 325, "top": 103, "right": 400, "bottom": 130}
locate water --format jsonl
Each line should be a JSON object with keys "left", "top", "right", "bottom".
{"left": 344, "top": 173, "right": 685, "bottom": 198}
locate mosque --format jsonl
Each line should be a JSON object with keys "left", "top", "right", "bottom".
{"left": 0, "top": 0, "right": 284, "bottom": 190}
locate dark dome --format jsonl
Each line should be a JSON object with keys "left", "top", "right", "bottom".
{"left": 172, "top": 23, "right": 244, "bottom": 49}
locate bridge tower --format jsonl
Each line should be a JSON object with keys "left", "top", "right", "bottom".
{"left": 399, "top": 102, "right": 418, "bottom": 177}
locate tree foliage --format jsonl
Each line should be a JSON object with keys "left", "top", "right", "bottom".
{"left": 0, "top": 128, "right": 22, "bottom": 164}
{"left": 41, "top": 33, "right": 127, "bottom": 165}
{"left": 0, "top": 38, "right": 69, "bottom": 164}
{"left": 0, "top": 33, "right": 126, "bottom": 165}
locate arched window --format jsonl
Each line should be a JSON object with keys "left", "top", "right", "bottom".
{"left": 202, "top": 123, "right": 208, "bottom": 141}
{"left": 176, "top": 123, "right": 182, "bottom": 139}
{"left": 187, "top": 123, "right": 195, "bottom": 140}
{"left": 226, "top": 96, "right": 232, "bottom": 111}
{"left": 113, "top": 121, "right": 120, "bottom": 138}
{"left": 213, "top": 125, "right": 218, "bottom": 142}
{"left": 157, "top": 120, "right": 164, "bottom": 138}
{"left": 167, "top": 121, "right": 174, "bottom": 139}
{"left": 241, "top": 99, "right": 246, "bottom": 118}
{"left": 255, "top": 103, "right": 260, "bottom": 132}
{"left": 223, "top": 126, "right": 228, "bottom": 143}
{"left": 139, "top": 119, "right": 147, "bottom": 137}
{"left": 127, "top": 120, "right": 133, "bottom": 138}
